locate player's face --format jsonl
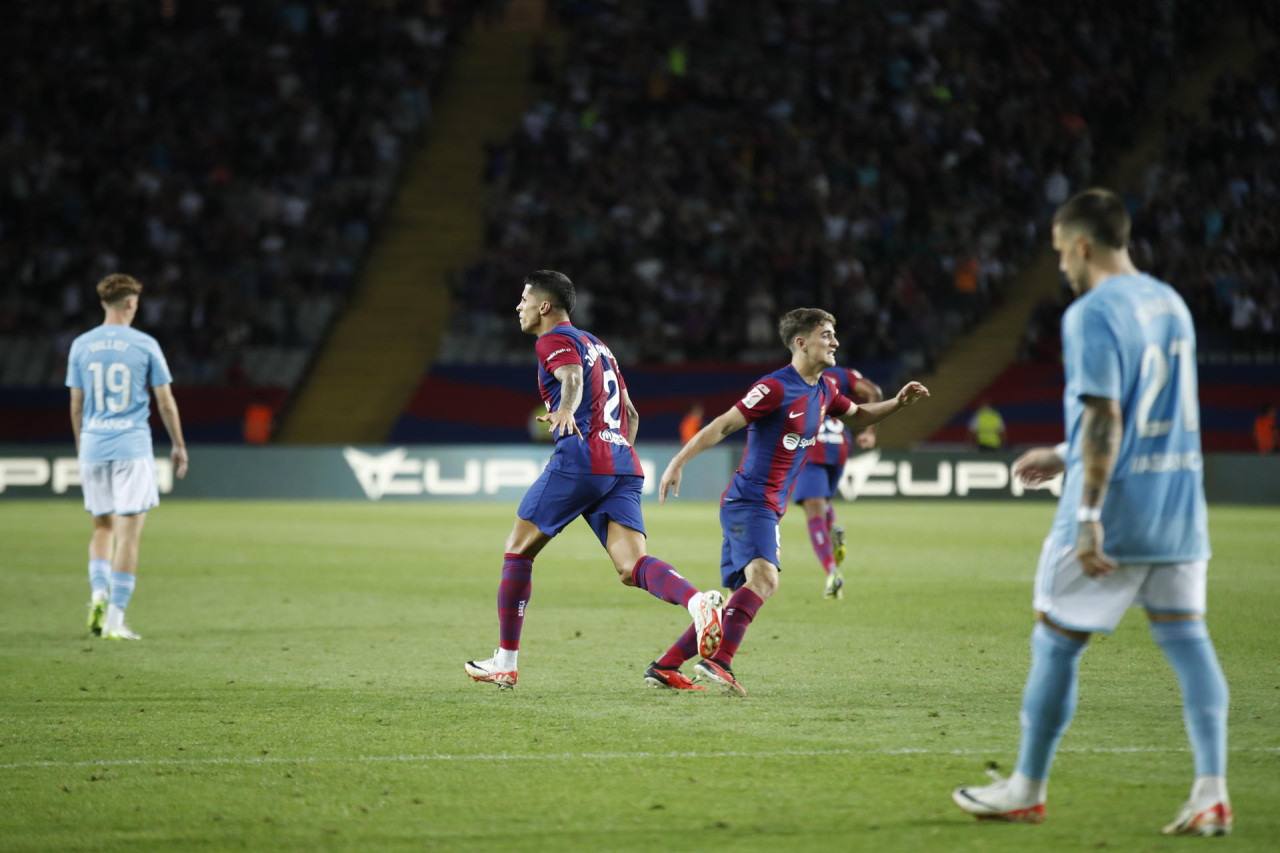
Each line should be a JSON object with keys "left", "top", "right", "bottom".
{"left": 516, "top": 284, "right": 543, "bottom": 333}
{"left": 801, "top": 322, "right": 839, "bottom": 367}
{"left": 1053, "top": 223, "right": 1090, "bottom": 297}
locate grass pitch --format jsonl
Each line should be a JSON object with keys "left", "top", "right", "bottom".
{"left": 1, "top": 499, "right": 1277, "bottom": 851}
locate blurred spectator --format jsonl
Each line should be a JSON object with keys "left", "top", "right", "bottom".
{"left": 1256, "top": 403, "right": 1278, "bottom": 453}
{"left": 679, "top": 401, "right": 704, "bottom": 444}
{"left": 968, "top": 399, "right": 1006, "bottom": 451}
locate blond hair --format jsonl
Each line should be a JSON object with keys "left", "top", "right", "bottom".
{"left": 96, "top": 273, "right": 143, "bottom": 306}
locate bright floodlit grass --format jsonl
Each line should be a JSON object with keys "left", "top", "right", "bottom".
{"left": 1, "top": 499, "right": 1276, "bottom": 852}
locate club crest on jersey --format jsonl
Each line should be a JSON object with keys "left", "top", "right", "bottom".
{"left": 741, "top": 383, "right": 771, "bottom": 408}
{"left": 782, "top": 433, "right": 816, "bottom": 451}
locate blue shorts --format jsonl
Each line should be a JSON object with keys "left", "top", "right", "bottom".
{"left": 791, "top": 461, "right": 842, "bottom": 503}
{"left": 518, "top": 468, "right": 645, "bottom": 546}
{"left": 719, "top": 501, "right": 782, "bottom": 590}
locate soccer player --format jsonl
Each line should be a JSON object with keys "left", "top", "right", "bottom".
{"left": 464, "top": 270, "right": 724, "bottom": 690}
{"left": 67, "top": 274, "right": 189, "bottom": 640}
{"left": 952, "top": 189, "right": 1230, "bottom": 836}
{"left": 793, "top": 365, "right": 882, "bottom": 599}
{"left": 657, "top": 308, "right": 930, "bottom": 695}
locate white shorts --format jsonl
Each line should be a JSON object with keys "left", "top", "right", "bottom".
{"left": 1032, "top": 537, "right": 1207, "bottom": 634}
{"left": 81, "top": 457, "right": 160, "bottom": 517}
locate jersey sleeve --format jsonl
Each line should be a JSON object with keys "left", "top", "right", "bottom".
{"left": 734, "top": 377, "right": 785, "bottom": 422}
{"left": 535, "top": 333, "right": 582, "bottom": 375}
{"left": 65, "top": 340, "right": 82, "bottom": 388}
{"left": 827, "top": 391, "right": 855, "bottom": 418}
{"left": 149, "top": 339, "right": 174, "bottom": 386}
{"left": 1065, "top": 300, "right": 1122, "bottom": 400}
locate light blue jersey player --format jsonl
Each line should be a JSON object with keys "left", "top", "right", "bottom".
{"left": 66, "top": 274, "right": 188, "bottom": 640}
{"left": 953, "top": 190, "right": 1231, "bottom": 836}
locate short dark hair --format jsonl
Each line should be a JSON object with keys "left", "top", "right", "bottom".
{"left": 524, "top": 270, "right": 575, "bottom": 315}
{"left": 778, "top": 308, "right": 836, "bottom": 350}
{"left": 1053, "top": 188, "right": 1131, "bottom": 250}
{"left": 96, "top": 273, "right": 143, "bottom": 305}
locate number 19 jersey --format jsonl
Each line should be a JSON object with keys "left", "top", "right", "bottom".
{"left": 1051, "top": 273, "right": 1210, "bottom": 562}
{"left": 535, "top": 323, "right": 642, "bottom": 476}
{"left": 66, "top": 325, "right": 173, "bottom": 463}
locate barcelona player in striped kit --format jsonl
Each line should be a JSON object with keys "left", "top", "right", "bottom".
{"left": 793, "top": 365, "right": 882, "bottom": 599}
{"left": 465, "top": 271, "right": 724, "bottom": 690}
{"left": 658, "top": 308, "right": 929, "bottom": 694}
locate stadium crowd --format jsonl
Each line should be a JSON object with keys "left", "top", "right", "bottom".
{"left": 1021, "top": 39, "right": 1280, "bottom": 363}
{"left": 445, "top": 0, "right": 1217, "bottom": 367}
{"left": 0, "top": 0, "right": 470, "bottom": 386}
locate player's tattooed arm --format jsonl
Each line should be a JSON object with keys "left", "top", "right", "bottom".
{"left": 1079, "top": 395, "right": 1121, "bottom": 507}
{"left": 1077, "top": 395, "right": 1121, "bottom": 577}
{"left": 537, "top": 364, "right": 585, "bottom": 440}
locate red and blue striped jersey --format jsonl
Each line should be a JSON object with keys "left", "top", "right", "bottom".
{"left": 722, "top": 364, "right": 856, "bottom": 515}
{"left": 809, "top": 367, "right": 867, "bottom": 468}
{"left": 535, "top": 323, "right": 642, "bottom": 476}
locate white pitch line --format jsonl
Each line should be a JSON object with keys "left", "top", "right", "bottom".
{"left": 2, "top": 745, "right": 1277, "bottom": 771}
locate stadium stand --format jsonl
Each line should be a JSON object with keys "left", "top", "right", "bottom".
{"left": 0, "top": 0, "right": 471, "bottom": 442}
{"left": 949, "top": 33, "right": 1279, "bottom": 451}
{"left": 436, "top": 0, "right": 1217, "bottom": 374}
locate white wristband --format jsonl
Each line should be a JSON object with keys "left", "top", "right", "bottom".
{"left": 1052, "top": 442, "right": 1068, "bottom": 462}
{"left": 1076, "top": 506, "right": 1102, "bottom": 523}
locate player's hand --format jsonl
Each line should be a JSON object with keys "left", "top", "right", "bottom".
{"left": 658, "top": 463, "right": 682, "bottom": 504}
{"left": 537, "top": 409, "right": 583, "bottom": 441}
{"left": 1012, "top": 448, "right": 1065, "bottom": 485}
{"left": 1076, "top": 520, "right": 1117, "bottom": 578}
{"left": 895, "top": 381, "right": 930, "bottom": 408}
{"left": 855, "top": 427, "right": 877, "bottom": 449}
{"left": 172, "top": 446, "right": 189, "bottom": 479}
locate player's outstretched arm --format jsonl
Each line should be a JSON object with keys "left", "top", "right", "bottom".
{"left": 659, "top": 407, "right": 748, "bottom": 503}
{"left": 153, "top": 383, "right": 189, "bottom": 478}
{"left": 839, "top": 381, "right": 930, "bottom": 429}
{"left": 852, "top": 376, "right": 884, "bottom": 448}
{"left": 537, "top": 364, "right": 585, "bottom": 440}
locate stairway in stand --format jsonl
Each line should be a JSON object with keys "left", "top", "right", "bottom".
{"left": 279, "top": 14, "right": 543, "bottom": 443}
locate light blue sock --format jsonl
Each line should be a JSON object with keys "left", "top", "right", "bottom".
{"left": 88, "top": 559, "right": 111, "bottom": 599}
{"left": 1015, "top": 622, "right": 1088, "bottom": 782}
{"left": 1151, "top": 620, "right": 1229, "bottom": 777}
{"left": 109, "top": 572, "right": 137, "bottom": 611}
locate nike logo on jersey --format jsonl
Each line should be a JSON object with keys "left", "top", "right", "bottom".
{"left": 788, "top": 409, "right": 804, "bottom": 418}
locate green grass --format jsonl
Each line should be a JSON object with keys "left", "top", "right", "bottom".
{"left": 1, "top": 499, "right": 1277, "bottom": 852}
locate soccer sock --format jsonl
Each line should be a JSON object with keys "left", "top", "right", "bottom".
{"left": 631, "top": 555, "right": 698, "bottom": 608}
{"left": 826, "top": 505, "right": 837, "bottom": 531}
{"left": 807, "top": 517, "right": 837, "bottom": 575}
{"left": 1151, "top": 620, "right": 1229, "bottom": 779}
{"left": 88, "top": 559, "right": 111, "bottom": 602}
{"left": 108, "top": 571, "right": 136, "bottom": 611}
{"left": 497, "top": 553, "right": 533, "bottom": 654}
{"left": 711, "top": 587, "right": 763, "bottom": 667}
{"left": 1014, "top": 622, "right": 1087, "bottom": 786}
{"left": 656, "top": 625, "right": 698, "bottom": 669}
